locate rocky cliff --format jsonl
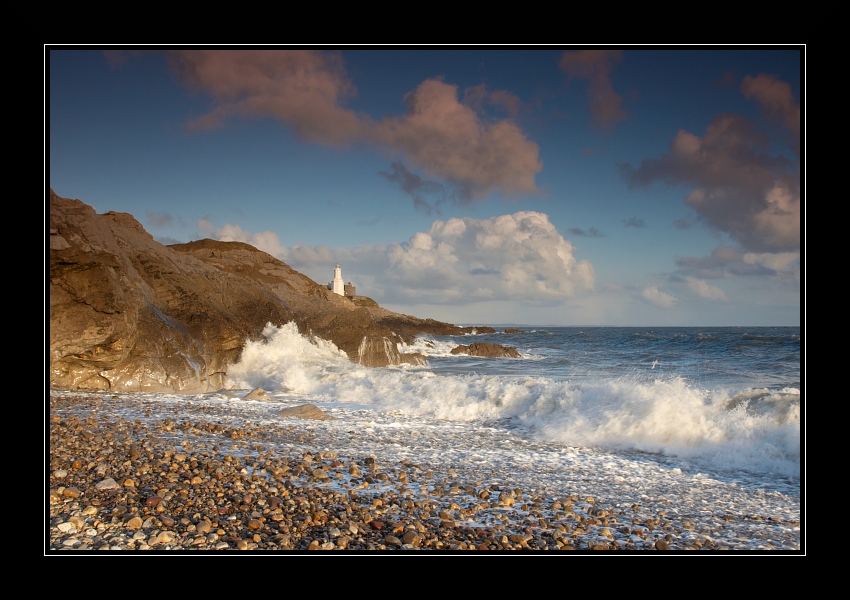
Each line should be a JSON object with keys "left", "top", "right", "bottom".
{"left": 48, "top": 189, "right": 494, "bottom": 394}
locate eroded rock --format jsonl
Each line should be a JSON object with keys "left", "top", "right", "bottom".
{"left": 49, "top": 190, "right": 492, "bottom": 393}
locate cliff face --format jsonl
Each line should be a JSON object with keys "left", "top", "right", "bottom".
{"left": 48, "top": 190, "right": 492, "bottom": 394}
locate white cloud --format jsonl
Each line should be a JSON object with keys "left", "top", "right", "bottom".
{"left": 196, "top": 219, "right": 287, "bottom": 258}
{"left": 641, "top": 285, "right": 677, "bottom": 308}
{"left": 197, "top": 217, "right": 214, "bottom": 236}
{"left": 191, "top": 214, "right": 796, "bottom": 326}
{"left": 197, "top": 220, "right": 250, "bottom": 242}
{"left": 742, "top": 251, "right": 799, "bottom": 273}
{"left": 384, "top": 211, "right": 595, "bottom": 303}
{"left": 685, "top": 277, "right": 727, "bottom": 301}
{"left": 207, "top": 211, "right": 595, "bottom": 308}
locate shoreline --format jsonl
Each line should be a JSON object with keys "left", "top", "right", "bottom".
{"left": 47, "top": 393, "right": 799, "bottom": 553}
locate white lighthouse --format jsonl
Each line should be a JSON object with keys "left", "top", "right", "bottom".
{"left": 331, "top": 264, "right": 345, "bottom": 296}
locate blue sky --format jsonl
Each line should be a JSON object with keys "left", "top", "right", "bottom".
{"left": 47, "top": 46, "right": 803, "bottom": 326}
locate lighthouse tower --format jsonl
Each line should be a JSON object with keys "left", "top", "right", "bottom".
{"left": 331, "top": 264, "right": 345, "bottom": 296}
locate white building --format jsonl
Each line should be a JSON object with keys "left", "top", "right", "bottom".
{"left": 330, "top": 264, "right": 345, "bottom": 296}
{"left": 328, "top": 264, "right": 356, "bottom": 297}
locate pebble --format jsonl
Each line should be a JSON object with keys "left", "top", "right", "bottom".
{"left": 47, "top": 394, "right": 763, "bottom": 552}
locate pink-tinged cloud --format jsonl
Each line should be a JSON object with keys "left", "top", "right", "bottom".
{"left": 167, "top": 49, "right": 367, "bottom": 146}
{"left": 462, "top": 84, "right": 524, "bottom": 118}
{"left": 165, "top": 50, "right": 541, "bottom": 202}
{"left": 622, "top": 75, "right": 800, "bottom": 254}
{"left": 559, "top": 50, "right": 626, "bottom": 130}
{"left": 675, "top": 245, "right": 799, "bottom": 280}
{"left": 488, "top": 90, "right": 524, "bottom": 118}
{"left": 373, "top": 79, "right": 542, "bottom": 200}
{"left": 740, "top": 74, "right": 800, "bottom": 152}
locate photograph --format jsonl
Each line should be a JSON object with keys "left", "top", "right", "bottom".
{"left": 46, "top": 45, "right": 803, "bottom": 554}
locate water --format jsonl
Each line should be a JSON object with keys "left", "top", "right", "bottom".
{"left": 228, "top": 323, "right": 801, "bottom": 480}
{"left": 58, "top": 323, "right": 802, "bottom": 550}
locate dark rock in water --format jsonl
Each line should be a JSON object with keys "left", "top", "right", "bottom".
{"left": 48, "top": 189, "right": 498, "bottom": 393}
{"left": 278, "top": 404, "right": 336, "bottom": 420}
{"left": 450, "top": 342, "right": 521, "bottom": 358}
{"left": 504, "top": 328, "right": 523, "bottom": 334}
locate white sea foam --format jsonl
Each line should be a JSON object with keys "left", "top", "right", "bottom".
{"left": 399, "top": 335, "right": 464, "bottom": 357}
{"left": 221, "top": 322, "right": 801, "bottom": 480}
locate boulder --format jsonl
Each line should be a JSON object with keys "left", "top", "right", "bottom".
{"left": 278, "top": 404, "right": 336, "bottom": 420}
{"left": 243, "top": 387, "right": 274, "bottom": 401}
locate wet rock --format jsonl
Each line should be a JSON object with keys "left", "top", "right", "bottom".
{"left": 278, "top": 404, "right": 336, "bottom": 421}
{"left": 450, "top": 342, "right": 521, "bottom": 358}
{"left": 244, "top": 388, "right": 274, "bottom": 401}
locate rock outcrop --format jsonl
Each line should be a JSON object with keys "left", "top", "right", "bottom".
{"left": 450, "top": 342, "right": 522, "bottom": 358}
{"left": 48, "top": 190, "right": 500, "bottom": 394}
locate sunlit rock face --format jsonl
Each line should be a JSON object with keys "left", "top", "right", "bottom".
{"left": 48, "top": 190, "right": 502, "bottom": 393}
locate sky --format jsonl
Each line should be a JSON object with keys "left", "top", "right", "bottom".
{"left": 46, "top": 46, "right": 803, "bottom": 327}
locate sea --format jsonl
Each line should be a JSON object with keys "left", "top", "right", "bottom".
{"left": 63, "top": 323, "right": 803, "bottom": 551}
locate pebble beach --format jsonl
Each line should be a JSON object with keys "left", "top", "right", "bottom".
{"left": 47, "top": 393, "right": 801, "bottom": 553}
